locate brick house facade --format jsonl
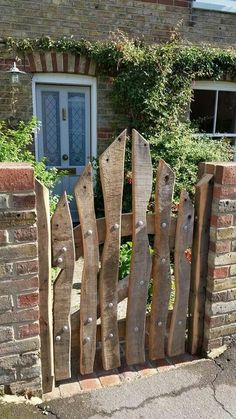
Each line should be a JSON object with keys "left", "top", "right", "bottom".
{"left": 0, "top": 0, "right": 236, "bottom": 191}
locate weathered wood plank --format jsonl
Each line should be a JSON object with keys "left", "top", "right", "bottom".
{"left": 188, "top": 174, "right": 213, "bottom": 355}
{"left": 149, "top": 160, "right": 175, "bottom": 360}
{"left": 35, "top": 180, "right": 54, "bottom": 393}
{"left": 71, "top": 310, "right": 173, "bottom": 352}
{"left": 74, "top": 213, "right": 177, "bottom": 258}
{"left": 51, "top": 192, "right": 75, "bottom": 381}
{"left": 99, "top": 130, "right": 126, "bottom": 370}
{"left": 126, "top": 129, "right": 153, "bottom": 365}
{"left": 74, "top": 164, "right": 99, "bottom": 375}
{"left": 167, "top": 190, "right": 194, "bottom": 357}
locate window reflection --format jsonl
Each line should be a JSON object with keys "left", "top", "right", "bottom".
{"left": 190, "top": 90, "right": 216, "bottom": 133}
{"left": 216, "top": 91, "right": 236, "bottom": 134}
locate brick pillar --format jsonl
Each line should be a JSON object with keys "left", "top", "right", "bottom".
{"left": 200, "top": 162, "right": 236, "bottom": 352}
{"left": 0, "top": 163, "right": 42, "bottom": 395}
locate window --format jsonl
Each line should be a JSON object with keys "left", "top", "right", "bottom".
{"left": 192, "top": 0, "right": 236, "bottom": 13}
{"left": 190, "top": 81, "right": 236, "bottom": 138}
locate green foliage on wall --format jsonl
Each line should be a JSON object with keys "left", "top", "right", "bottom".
{"left": 0, "top": 117, "right": 63, "bottom": 212}
{"left": 4, "top": 34, "right": 234, "bottom": 203}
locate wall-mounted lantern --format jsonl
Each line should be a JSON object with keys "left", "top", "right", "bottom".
{"left": 6, "top": 62, "right": 26, "bottom": 85}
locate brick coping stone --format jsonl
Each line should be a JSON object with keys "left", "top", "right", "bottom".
{"left": 43, "top": 353, "right": 200, "bottom": 401}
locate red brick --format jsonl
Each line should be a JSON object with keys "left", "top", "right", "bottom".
{"left": 134, "top": 362, "right": 156, "bottom": 377}
{"left": 209, "top": 240, "right": 231, "bottom": 254}
{"left": 211, "top": 214, "right": 233, "bottom": 228}
{"left": 0, "top": 277, "right": 38, "bottom": 294}
{"left": 203, "top": 337, "right": 223, "bottom": 351}
{"left": 59, "top": 382, "right": 81, "bottom": 397}
{"left": 208, "top": 266, "right": 229, "bottom": 279}
{"left": 118, "top": 365, "right": 138, "bottom": 382}
{"left": 18, "top": 322, "right": 39, "bottom": 339}
{"left": 206, "top": 290, "right": 227, "bottom": 303}
{"left": 213, "top": 185, "right": 236, "bottom": 199}
{"left": 79, "top": 374, "right": 102, "bottom": 391}
{"left": 16, "top": 260, "right": 38, "bottom": 275}
{"left": 14, "top": 227, "right": 37, "bottom": 242}
{"left": 0, "top": 308, "right": 39, "bottom": 325}
{"left": 17, "top": 292, "right": 39, "bottom": 308}
{"left": 200, "top": 163, "right": 217, "bottom": 176}
{"left": 0, "top": 164, "right": 34, "bottom": 192}
{"left": 98, "top": 370, "right": 121, "bottom": 387}
{"left": 215, "top": 164, "right": 236, "bottom": 185}
{"left": 205, "top": 314, "right": 226, "bottom": 328}
{"left": 12, "top": 194, "right": 36, "bottom": 210}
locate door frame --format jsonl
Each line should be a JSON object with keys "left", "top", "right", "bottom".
{"left": 32, "top": 73, "right": 97, "bottom": 162}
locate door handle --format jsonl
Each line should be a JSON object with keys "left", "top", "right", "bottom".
{"left": 62, "top": 154, "right": 69, "bottom": 161}
{"left": 62, "top": 108, "right": 67, "bottom": 121}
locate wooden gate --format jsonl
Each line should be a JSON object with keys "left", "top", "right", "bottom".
{"left": 37, "top": 129, "right": 213, "bottom": 393}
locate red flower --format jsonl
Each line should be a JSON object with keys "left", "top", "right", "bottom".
{"left": 185, "top": 248, "right": 192, "bottom": 263}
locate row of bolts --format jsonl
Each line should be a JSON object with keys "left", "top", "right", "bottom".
{"left": 55, "top": 220, "right": 187, "bottom": 342}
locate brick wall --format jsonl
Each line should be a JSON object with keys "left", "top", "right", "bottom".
{"left": 199, "top": 162, "right": 236, "bottom": 352}
{"left": 1, "top": 0, "right": 236, "bottom": 45}
{"left": 0, "top": 163, "right": 42, "bottom": 395}
{"left": 1, "top": 0, "right": 236, "bottom": 150}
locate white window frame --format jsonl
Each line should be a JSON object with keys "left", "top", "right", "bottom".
{"left": 32, "top": 73, "right": 97, "bottom": 161}
{"left": 192, "top": 0, "right": 236, "bottom": 13}
{"left": 192, "top": 80, "right": 236, "bottom": 138}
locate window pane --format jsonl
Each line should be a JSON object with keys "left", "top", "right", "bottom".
{"left": 68, "top": 92, "right": 86, "bottom": 166}
{"left": 190, "top": 90, "right": 216, "bottom": 133}
{"left": 216, "top": 91, "right": 236, "bottom": 134}
{"left": 42, "top": 91, "right": 61, "bottom": 166}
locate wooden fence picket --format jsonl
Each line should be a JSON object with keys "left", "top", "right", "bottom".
{"left": 74, "top": 163, "right": 99, "bottom": 375}
{"left": 167, "top": 190, "right": 194, "bottom": 357}
{"left": 126, "top": 129, "right": 153, "bottom": 365}
{"left": 99, "top": 130, "right": 126, "bottom": 370}
{"left": 188, "top": 174, "right": 213, "bottom": 355}
{"left": 36, "top": 180, "right": 54, "bottom": 393}
{"left": 51, "top": 192, "right": 75, "bottom": 381}
{"left": 149, "top": 160, "right": 175, "bottom": 360}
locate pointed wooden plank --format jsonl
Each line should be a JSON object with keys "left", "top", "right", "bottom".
{"left": 35, "top": 180, "right": 54, "bottom": 393}
{"left": 149, "top": 160, "right": 175, "bottom": 360}
{"left": 74, "top": 163, "right": 99, "bottom": 375}
{"left": 126, "top": 129, "right": 153, "bottom": 365}
{"left": 51, "top": 192, "right": 75, "bottom": 381}
{"left": 188, "top": 174, "right": 213, "bottom": 355}
{"left": 99, "top": 130, "right": 126, "bottom": 370}
{"left": 74, "top": 213, "right": 177, "bottom": 258}
{"left": 167, "top": 190, "right": 194, "bottom": 357}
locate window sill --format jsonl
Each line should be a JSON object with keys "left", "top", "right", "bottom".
{"left": 192, "top": 0, "right": 236, "bottom": 13}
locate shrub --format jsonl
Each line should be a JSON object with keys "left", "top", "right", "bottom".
{"left": 0, "top": 117, "right": 63, "bottom": 213}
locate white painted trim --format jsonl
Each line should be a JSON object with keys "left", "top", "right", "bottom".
{"left": 32, "top": 73, "right": 97, "bottom": 161}
{"left": 193, "top": 81, "right": 236, "bottom": 91}
{"left": 192, "top": 0, "right": 236, "bottom": 13}
{"left": 191, "top": 80, "right": 236, "bottom": 137}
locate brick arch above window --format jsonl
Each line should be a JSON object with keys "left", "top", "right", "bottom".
{"left": 27, "top": 52, "right": 97, "bottom": 76}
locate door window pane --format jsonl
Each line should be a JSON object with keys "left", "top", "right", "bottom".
{"left": 190, "top": 90, "right": 216, "bottom": 133}
{"left": 68, "top": 92, "right": 86, "bottom": 166}
{"left": 42, "top": 91, "right": 61, "bottom": 166}
{"left": 216, "top": 91, "right": 236, "bottom": 134}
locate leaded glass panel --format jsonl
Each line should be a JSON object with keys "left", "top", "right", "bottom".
{"left": 42, "top": 91, "right": 61, "bottom": 166}
{"left": 68, "top": 92, "right": 86, "bottom": 166}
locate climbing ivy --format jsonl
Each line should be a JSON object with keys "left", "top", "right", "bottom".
{"left": 4, "top": 34, "right": 234, "bottom": 202}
